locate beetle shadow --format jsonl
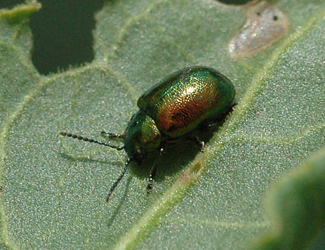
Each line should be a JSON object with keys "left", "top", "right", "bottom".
{"left": 59, "top": 152, "right": 123, "bottom": 166}
{"left": 128, "top": 118, "right": 226, "bottom": 182}
{"left": 106, "top": 176, "right": 132, "bottom": 227}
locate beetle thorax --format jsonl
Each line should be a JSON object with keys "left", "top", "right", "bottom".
{"left": 123, "top": 111, "right": 162, "bottom": 162}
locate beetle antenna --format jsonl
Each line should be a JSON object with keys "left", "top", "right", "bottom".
{"left": 60, "top": 132, "right": 124, "bottom": 150}
{"left": 106, "top": 157, "right": 132, "bottom": 202}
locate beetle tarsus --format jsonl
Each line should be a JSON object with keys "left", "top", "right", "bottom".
{"left": 147, "top": 162, "right": 158, "bottom": 193}
{"left": 147, "top": 178, "right": 154, "bottom": 193}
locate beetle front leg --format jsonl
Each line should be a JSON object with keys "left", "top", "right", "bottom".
{"left": 147, "top": 148, "right": 164, "bottom": 193}
{"left": 147, "top": 164, "right": 157, "bottom": 193}
{"left": 101, "top": 131, "right": 125, "bottom": 139}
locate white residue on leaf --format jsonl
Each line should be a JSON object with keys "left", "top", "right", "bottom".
{"left": 228, "top": 1, "right": 289, "bottom": 58}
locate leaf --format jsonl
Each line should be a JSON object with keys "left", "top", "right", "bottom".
{"left": 251, "top": 147, "right": 325, "bottom": 250}
{"left": 0, "top": 0, "right": 324, "bottom": 249}
{"left": 0, "top": 0, "right": 41, "bottom": 24}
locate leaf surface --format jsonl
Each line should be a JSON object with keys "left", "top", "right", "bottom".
{"left": 0, "top": 0, "right": 324, "bottom": 249}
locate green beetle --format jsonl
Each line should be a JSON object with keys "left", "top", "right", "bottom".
{"left": 60, "top": 66, "right": 235, "bottom": 202}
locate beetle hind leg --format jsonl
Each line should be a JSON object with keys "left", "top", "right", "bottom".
{"left": 187, "top": 136, "right": 204, "bottom": 152}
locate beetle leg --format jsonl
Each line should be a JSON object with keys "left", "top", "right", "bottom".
{"left": 165, "top": 136, "right": 204, "bottom": 151}
{"left": 101, "top": 131, "right": 125, "bottom": 139}
{"left": 146, "top": 164, "right": 157, "bottom": 193}
{"left": 187, "top": 136, "right": 204, "bottom": 152}
{"left": 147, "top": 148, "right": 164, "bottom": 193}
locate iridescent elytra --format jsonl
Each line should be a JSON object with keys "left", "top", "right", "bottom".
{"left": 60, "top": 66, "right": 236, "bottom": 202}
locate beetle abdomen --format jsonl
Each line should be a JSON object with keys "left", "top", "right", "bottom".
{"left": 138, "top": 67, "right": 235, "bottom": 138}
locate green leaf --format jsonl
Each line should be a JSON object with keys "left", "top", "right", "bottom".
{"left": 1, "top": 0, "right": 324, "bottom": 249}
{"left": 251, "top": 147, "right": 325, "bottom": 250}
{"left": 0, "top": 0, "right": 41, "bottom": 24}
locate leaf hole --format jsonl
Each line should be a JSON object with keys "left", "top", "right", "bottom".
{"left": 29, "top": 0, "right": 104, "bottom": 75}
{"left": 0, "top": 0, "right": 24, "bottom": 9}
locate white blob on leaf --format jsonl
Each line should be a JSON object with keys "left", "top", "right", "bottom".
{"left": 229, "top": 1, "right": 289, "bottom": 58}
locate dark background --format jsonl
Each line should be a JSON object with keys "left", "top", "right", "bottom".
{"left": 1, "top": 0, "right": 254, "bottom": 75}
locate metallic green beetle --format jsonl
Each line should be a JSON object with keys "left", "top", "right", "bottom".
{"left": 60, "top": 66, "right": 235, "bottom": 202}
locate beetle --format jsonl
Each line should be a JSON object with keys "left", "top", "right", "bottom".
{"left": 60, "top": 66, "right": 235, "bottom": 202}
